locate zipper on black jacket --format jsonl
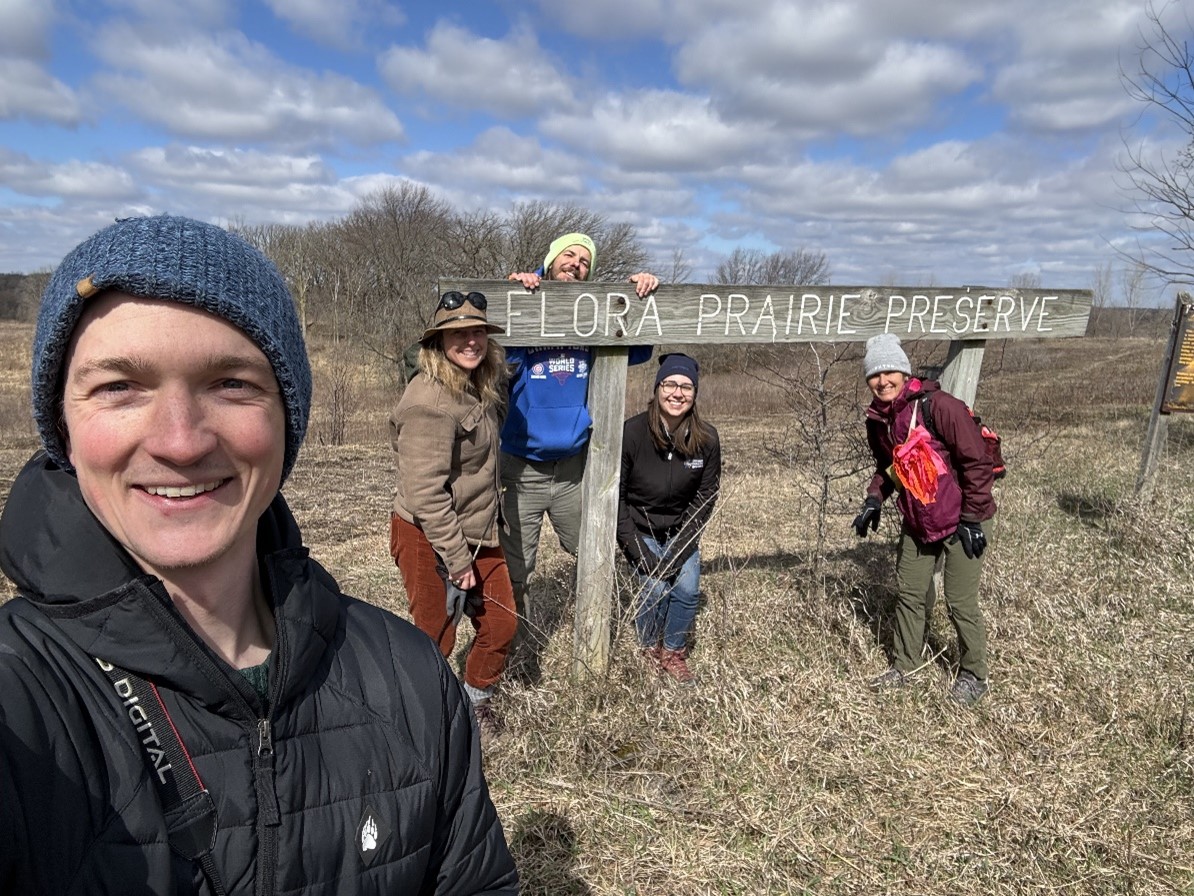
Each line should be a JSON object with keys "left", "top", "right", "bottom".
{"left": 253, "top": 558, "right": 286, "bottom": 896}
{"left": 137, "top": 577, "right": 283, "bottom": 896}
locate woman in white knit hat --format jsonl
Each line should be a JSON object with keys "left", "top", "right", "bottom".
{"left": 852, "top": 333, "right": 996, "bottom": 707}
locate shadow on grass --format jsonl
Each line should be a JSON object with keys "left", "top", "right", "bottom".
{"left": 708, "top": 542, "right": 965, "bottom": 676}
{"left": 1056, "top": 491, "right": 1120, "bottom": 526}
{"left": 707, "top": 542, "right": 902, "bottom": 661}
{"left": 508, "top": 565, "right": 577, "bottom": 687}
{"left": 507, "top": 809, "right": 593, "bottom": 896}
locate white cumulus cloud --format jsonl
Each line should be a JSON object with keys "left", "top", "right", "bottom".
{"left": 92, "top": 23, "right": 404, "bottom": 147}
{"left": 379, "top": 23, "right": 574, "bottom": 118}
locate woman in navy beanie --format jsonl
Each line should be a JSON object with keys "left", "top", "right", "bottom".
{"left": 616, "top": 352, "right": 721, "bottom": 684}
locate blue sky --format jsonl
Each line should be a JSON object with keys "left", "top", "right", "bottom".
{"left": 1, "top": 0, "right": 1190, "bottom": 298}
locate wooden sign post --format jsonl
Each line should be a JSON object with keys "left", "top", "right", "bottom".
{"left": 1135, "top": 292, "right": 1194, "bottom": 500}
{"left": 442, "top": 279, "right": 1093, "bottom": 676}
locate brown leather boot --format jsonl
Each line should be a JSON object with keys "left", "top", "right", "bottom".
{"left": 658, "top": 648, "right": 696, "bottom": 685}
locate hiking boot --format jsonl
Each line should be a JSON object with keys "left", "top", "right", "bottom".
{"left": 472, "top": 700, "right": 503, "bottom": 742}
{"left": 869, "top": 667, "right": 907, "bottom": 691}
{"left": 949, "top": 672, "right": 989, "bottom": 707}
{"left": 658, "top": 648, "right": 697, "bottom": 685}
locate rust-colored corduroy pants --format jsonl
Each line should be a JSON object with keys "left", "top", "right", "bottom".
{"left": 390, "top": 514, "right": 517, "bottom": 691}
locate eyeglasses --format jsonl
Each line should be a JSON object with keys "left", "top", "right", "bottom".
{"left": 658, "top": 380, "right": 695, "bottom": 396}
{"left": 439, "top": 291, "right": 487, "bottom": 311}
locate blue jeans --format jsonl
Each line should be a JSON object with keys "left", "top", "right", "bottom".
{"left": 633, "top": 534, "right": 701, "bottom": 652}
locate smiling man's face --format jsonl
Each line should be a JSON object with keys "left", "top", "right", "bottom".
{"left": 547, "top": 244, "right": 592, "bottom": 282}
{"left": 61, "top": 292, "right": 285, "bottom": 582}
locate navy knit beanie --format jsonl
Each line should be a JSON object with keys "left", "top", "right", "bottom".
{"left": 33, "top": 215, "right": 312, "bottom": 482}
{"left": 655, "top": 352, "right": 700, "bottom": 392}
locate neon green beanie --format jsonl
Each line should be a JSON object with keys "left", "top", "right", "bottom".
{"left": 543, "top": 232, "right": 596, "bottom": 279}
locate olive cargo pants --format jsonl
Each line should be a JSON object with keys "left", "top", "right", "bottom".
{"left": 893, "top": 522, "right": 990, "bottom": 681}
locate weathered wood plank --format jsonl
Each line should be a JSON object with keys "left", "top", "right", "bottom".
{"left": 939, "top": 340, "right": 987, "bottom": 408}
{"left": 441, "top": 280, "right": 1093, "bottom": 347}
{"left": 571, "top": 347, "right": 627, "bottom": 677}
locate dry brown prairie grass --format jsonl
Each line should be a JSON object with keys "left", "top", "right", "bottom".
{"left": 1, "top": 329, "right": 1192, "bottom": 894}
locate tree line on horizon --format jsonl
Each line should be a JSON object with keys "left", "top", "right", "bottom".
{"left": 0, "top": 181, "right": 1176, "bottom": 353}
{"left": 0, "top": 186, "right": 831, "bottom": 362}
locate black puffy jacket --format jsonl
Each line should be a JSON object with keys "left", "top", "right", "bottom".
{"left": 0, "top": 454, "right": 518, "bottom": 895}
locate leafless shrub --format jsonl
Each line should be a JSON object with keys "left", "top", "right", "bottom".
{"left": 312, "top": 347, "right": 360, "bottom": 447}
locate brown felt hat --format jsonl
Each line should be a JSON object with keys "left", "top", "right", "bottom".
{"left": 420, "top": 291, "right": 503, "bottom": 344}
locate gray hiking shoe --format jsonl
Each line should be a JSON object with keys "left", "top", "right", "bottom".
{"left": 949, "top": 671, "right": 989, "bottom": 707}
{"left": 472, "top": 700, "right": 503, "bottom": 742}
{"left": 869, "top": 668, "right": 907, "bottom": 691}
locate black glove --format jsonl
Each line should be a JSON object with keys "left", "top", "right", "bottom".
{"left": 436, "top": 558, "right": 482, "bottom": 625}
{"left": 444, "top": 579, "right": 470, "bottom": 626}
{"left": 852, "top": 497, "right": 882, "bottom": 537}
{"left": 954, "top": 521, "right": 987, "bottom": 559}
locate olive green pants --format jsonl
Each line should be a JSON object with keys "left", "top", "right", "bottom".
{"left": 893, "top": 522, "right": 989, "bottom": 681}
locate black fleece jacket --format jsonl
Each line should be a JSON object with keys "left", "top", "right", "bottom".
{"left": 0, "top": 453, "right": 518, "bottom": 896}
{"left": 616, "top": 411, "right": 721, "bottom": 570}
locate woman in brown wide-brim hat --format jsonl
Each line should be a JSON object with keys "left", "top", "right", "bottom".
{"left": 389, "top": 291, "right": 514, "bottom": 740}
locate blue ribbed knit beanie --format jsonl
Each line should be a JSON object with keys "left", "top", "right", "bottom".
{"left": 33, "top": 215, "right": 312, "bottom": 482}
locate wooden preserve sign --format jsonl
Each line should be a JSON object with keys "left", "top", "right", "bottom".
{"left": 441, "top": 280, "right": 1093, "bottom": 347}
{"left": 1161, "top": 300, "right": 1194, "bottom": 414}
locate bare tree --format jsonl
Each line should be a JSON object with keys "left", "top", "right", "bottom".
{"left": 1120, "top": 2, "right": 1194, "bottom": 284}
{"left": 1089, "top": 260, "right": 1116, "bottom": 335}
{"left": 714, "top": 247, "right": 830, "bottom": 286}
{"left": 5, "top": 271, "right": 50, "bottom": 323}
{"left": 337, "top": 183, "right": 455, "bottom": 361}
{"left": 1091, "top": 260, "right": 1115, "bottom": 310}
{"left": 660, "top": 247, "right": 693, "bottom": 284}
{"left": 1122, "top": 259, "right": 1150, "bottom": 336}
{"left": 234, "top": 221, "right": 331, "bottom": 338}
{"left": 1009, "top": 271, "right": 1041, "bottom": 290}
{"left": 443, "top": 209, "right": 507, "bottom": 280}
{"left": 594, "top": 221, "right": 650, "bottom": 281}
{"left": 746, "top": 343, "right": 871, "bottom": 597}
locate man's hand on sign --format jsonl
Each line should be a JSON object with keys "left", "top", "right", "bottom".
{"left": 628, "top": 272, "right": 659, "bottom": 298}
{"left": 508, "top": 272, "right": 542, "bottom": 290}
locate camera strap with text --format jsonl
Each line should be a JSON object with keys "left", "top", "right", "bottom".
{"left": 95, "top": 657, "right": 227, "bottom": 896}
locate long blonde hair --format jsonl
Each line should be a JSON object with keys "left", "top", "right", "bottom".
{"left": 418, "top": 335, "right": 508, "bottom": 409}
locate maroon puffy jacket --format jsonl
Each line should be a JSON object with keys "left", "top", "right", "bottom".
{"left": 865, "top": 378, "right": 996, "bottom": 543}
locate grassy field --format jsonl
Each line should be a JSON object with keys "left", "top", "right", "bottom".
{"left": 0, "top": 319, "right": 1191, "bottom": 894}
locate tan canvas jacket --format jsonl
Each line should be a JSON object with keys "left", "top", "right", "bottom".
{"left": 389, "top": 373, "right": 502, "bottom": 574}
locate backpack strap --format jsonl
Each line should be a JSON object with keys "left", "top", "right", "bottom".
{"left": 95, "top": 658, "right": 228, "bottom": 896}
{"left": 918, "top": 394, "right": 936, "bottom": 440}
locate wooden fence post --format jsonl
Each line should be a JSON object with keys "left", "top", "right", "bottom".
{"left": 1134, "top": 293, "right": 1191, "bottom": 500}
{"left": 938, "top": 339, "right": 986, "bottom": 408}
{"left": 572, "top": 347, "right": 628, "bottom": 677}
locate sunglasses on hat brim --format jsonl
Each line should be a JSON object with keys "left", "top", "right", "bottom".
{"left": 439, "top": 291, "right": 487, "bottom": 311}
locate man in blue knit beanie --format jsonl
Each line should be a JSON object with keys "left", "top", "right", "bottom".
{"left": 0, "top": 215, "right": 517, "bottom": 894}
